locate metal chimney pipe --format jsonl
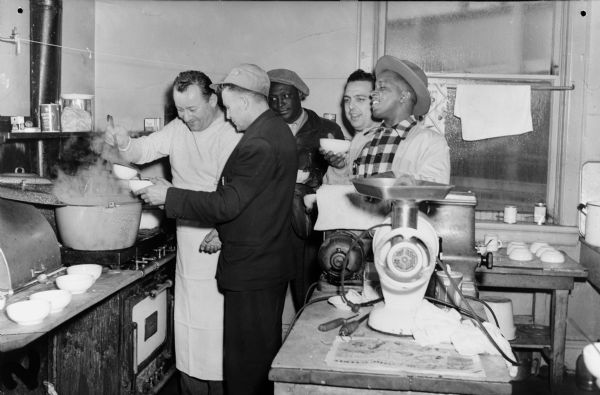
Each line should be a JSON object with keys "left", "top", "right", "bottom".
{"left": 30, "top": 0, "right": 62, "bottom": 127}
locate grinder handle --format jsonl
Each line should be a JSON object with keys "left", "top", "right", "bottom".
{"left": 480, "top": 252, "right": 493, "bottom": 269}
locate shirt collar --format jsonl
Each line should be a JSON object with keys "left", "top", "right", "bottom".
{"left": 364, "top": 116, "right": 417, "bottom": 137}
{"left": 287, "top": 109, "right": 307, "bottom": 136}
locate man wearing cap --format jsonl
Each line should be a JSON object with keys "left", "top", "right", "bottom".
{"left": 137, "top": 64, "right": 297, "bottom": 395}
{"left": 267, "top": 68, "right": 345, "bottom": 310}
{"left": 322, "top": 56, "right": 450, "bottom": 184}
{"left": 105, "top": 70, "right": 240, "bottom": 395}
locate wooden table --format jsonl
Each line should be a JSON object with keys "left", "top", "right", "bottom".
{"left": 270, "top": 298, "right": 513, "bottom": 395}
{"left": 476, "top": 249, "right": 587, "bottom": 387}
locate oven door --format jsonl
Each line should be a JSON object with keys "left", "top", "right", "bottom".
{"left": 122, "top": 274, "right": 174, "bottom": 394}
{"left": 132, "top": 285, "right": 169, "bottom": 368}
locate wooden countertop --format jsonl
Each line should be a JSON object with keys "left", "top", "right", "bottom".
{"left": 2, "top": 268, "right": 145, "bottom": 352}
{"left": 270, "top": 298, "right": 513, "bottom": 395}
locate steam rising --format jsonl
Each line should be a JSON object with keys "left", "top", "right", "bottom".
{"left": 52, "top": 134, "right": 138, "bottom": 206}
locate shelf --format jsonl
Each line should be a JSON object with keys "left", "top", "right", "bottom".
{"left": 0, "top": 130, "right": 152, "bottom": 143}
{"left": 510, "top": 323, "right": 551, "bottom": 349}
{"left": 0, "top": 131, "right": 100, "bottom": 143}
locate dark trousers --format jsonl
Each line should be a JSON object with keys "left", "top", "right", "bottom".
{"left": 290, "top": 230, "right": 322, "bottom": 310}
{"left": 223, "top": 283, "right": 287, "bottom": 395}
{"left": 179, "top": 371, "right": 223, "bottom": 395}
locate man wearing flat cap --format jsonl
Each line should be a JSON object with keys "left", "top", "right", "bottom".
{"left": 323, "top": 56, "right": 450, "bottom": 184}
{"left": 138, "top": 63, "right": 297, "bottom": 395}
{"left": 267, "top": 68, "right": 345, "bottom": 311}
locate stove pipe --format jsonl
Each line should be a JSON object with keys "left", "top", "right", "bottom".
{"left": 30, "top": 0, "right": 62, "bottom": 126}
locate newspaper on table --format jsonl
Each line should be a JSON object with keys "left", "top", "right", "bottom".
{"left": 326, "top": 336, "right": 486, "bottom": 379}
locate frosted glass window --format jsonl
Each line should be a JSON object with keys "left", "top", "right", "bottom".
{"left": 385, "top": 2, "right": 555, "bottom": 75}
{"left": 384, "top": 1, "right": 558, "bottom": 218}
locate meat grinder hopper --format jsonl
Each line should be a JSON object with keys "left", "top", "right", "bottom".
{"left": 352, "top": 176, "right": 453, "bottom": 335}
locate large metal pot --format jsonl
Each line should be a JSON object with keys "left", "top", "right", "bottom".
{"left": 55, "top": 201, "right": 142, "bottom": 250}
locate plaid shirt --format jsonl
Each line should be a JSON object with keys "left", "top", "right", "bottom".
{"left": 353, "top": 117, "right": 418, "bottom": 178}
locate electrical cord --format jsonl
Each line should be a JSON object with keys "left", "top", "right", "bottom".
{"left": 339, "top": 223, "right": 389, "bottom": 312}
{"left": 463, "top": 294, "right": 500, "bottom": 328}
{"left": 282, "top": 296, "right": 329, "bottom": 343}
{"left": 436, "top": 258, "right": 520, "bottom": 366}
{"left": 303, "top": 281, "right": 319, "bottom": 307}
{"left": 424, "top": 296, "right": 480, "bottom": 321}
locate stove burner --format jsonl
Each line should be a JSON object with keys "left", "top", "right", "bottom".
{"left": 61, "top": 229, "right": 175, "bottom": 271}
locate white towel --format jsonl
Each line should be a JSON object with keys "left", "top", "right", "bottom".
{"left": 454, "top": 85, "right": 533, "bottom": 141}
{"left": 314, "top": 184, "right": 388, "bottom": 231}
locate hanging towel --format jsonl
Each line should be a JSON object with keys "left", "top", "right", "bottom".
{"left": 454, "top": 85, "right": 533, "bottom": 141}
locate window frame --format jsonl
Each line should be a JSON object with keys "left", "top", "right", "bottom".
{"left": 358, "top": 1, "right": 584, "bottom": 226}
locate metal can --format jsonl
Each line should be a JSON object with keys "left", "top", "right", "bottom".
{"left": 39, "top": 104, "right": 61, "bottom": 132}
{"left": 323, "top": 113, "right": 336, "bottom": 121}
{"left": 504, "top": 205, "right": 517, "bottom": 224}
{"left": 534, "top": 202, "right": 547, "bottom": 225}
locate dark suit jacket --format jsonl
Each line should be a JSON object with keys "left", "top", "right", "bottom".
{"left": 297, "top": 108, "right": 345, "bottom": 190}
{"left": 165, "top": 109, "right": 298, "bottom": 291}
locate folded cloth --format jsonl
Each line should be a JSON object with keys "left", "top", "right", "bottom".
{"left": 454, "top": 84, "right": 532, "bottom": 141}
{"left": 411, "top": 299, "right": 462, "bottom": 346}
{"left": 450, "top": 320, "right": 518, "bottom": 377}
{"left": 314, "top": 185, "right": 388, "bottom": 231}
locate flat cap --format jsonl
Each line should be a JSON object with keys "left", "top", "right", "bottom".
{"left": 210, "top": 63, "right": 270, "bottom": 97}
{"left": 375, "top": 56, "right": 430, "bottom": 116}
{"left": 267, "top": 69, "right": 310, "bottom": 97}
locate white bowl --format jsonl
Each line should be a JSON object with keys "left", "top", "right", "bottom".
{"left": 30, "top": 289, "right": 72, "bottom": 313}
{"left": 535, "top": 246, "right": 555, "bottom": 258}
{"left": 319, "top": 138, "right": 351, "bottom": 154}
{"left": 506, "top": 242, "right": 527, "bottom": 255}
{"left": 530, "top": 242, "right": 549, "bottom": 254}
{"left": 67, "top": 264, "right": 103, "bottom": 281}
{"left": 112, "top": 163, "right": 138, "bottom": 180}
{"left": 6, "top": 299, "right": 51, "bottom": 325}
{"left": 129, "top": 179, "right": 153, "bottom": 193}
{"left": 509, "top": 247, "right": 534, "bottom": 261}
{"left": 540, "top": 249, "right": 565, "bottom": 264}
{"left": 56, "top": 274, "right": 95, "bottom": 295}
{"left": 584, "top": 343, "right": 600, "bottom": 379}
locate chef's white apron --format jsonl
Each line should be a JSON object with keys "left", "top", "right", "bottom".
{"left": 174, "top": 220, "right": 224, "bottom": 380}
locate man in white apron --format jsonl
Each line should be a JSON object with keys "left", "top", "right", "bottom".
{"left": 105, "top": 70, "right": 241, "bottom": 395}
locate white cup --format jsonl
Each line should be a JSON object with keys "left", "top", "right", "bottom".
{"left": 484, "top": 234, "right": 504, "bottom": 252}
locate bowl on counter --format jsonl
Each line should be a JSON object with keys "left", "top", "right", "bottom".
{"left": 6, "top": 299, "right": 51, "bottom": 325}
{"left": 56, "top": 274, "right": 95, "bottom": 295}
{"left": 67, "top": 264, "right": 103, "bottom": 281}
{"left": 30, "top": 289, "right": 72, "bottom": 313}
{"left": 319, "top": 138, "right": 351, "bottom": 155}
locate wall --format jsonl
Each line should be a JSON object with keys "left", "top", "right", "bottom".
{"left": 94, "top": 1, "right": 360, "bottom": 134}
{"left": 61, "top": 0, "right": 95, "bottom": 95}
{"left": 0, "top": 0, "right": 30, "bottom": 117}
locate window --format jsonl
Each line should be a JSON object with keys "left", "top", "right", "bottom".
{"left": 383, "top": 1, "right": 562, "bottom": 220}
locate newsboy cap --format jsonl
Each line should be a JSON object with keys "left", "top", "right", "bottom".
{"left": 210, "top": 63, "right": 270, "bottom": 97}
{"left": 374, "top": 56, "right": 431, "bottom": 116}
{"left": 267, "top": 69, "right": 310, "bottom": 98}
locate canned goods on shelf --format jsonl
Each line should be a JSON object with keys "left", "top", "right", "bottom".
{"left": 504, "top": 205, "right": 517, "bottom": 224}
{"left": 534, "top": 202, "right": 546, "bottom": 225}
{"left": 39, "top": 104, "right": 61, "bottom": 132}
